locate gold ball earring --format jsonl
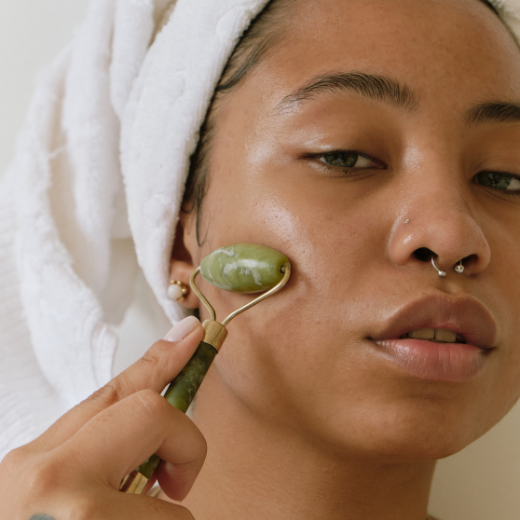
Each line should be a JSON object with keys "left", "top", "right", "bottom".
{"left": 167, "top": 280, "right": 189, "bottom": 301}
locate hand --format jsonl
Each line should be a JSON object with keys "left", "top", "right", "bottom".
{"left": 0, "top": 316, "right": 206, "bottom": 520}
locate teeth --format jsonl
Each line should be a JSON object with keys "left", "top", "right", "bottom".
{"left": 434, "top": 329, "right": 458, "bottom": 343}
{"left": 406, "top": 328, "right": 461, "bottom": 343}
{"left": 408, "top": 328, "right": 435, "bottom": 340}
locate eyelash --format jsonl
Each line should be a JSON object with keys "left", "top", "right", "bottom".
{"left": 308, "top": 150, "right": 385, "bottom": 173}
{"left": 474, "top": 171, "right": 520, "bottom": 196}
{"left": 307, "top": 150, "right": 520, "bottom": 202}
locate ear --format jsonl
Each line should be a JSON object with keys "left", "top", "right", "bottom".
{"left": 169, "top": 219, "right": 200, "bottom": 310}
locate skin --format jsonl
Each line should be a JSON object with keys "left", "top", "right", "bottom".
{"left": 2, "top": 0, "right": 520, "bottom": 519}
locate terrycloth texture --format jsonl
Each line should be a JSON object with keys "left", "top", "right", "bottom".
{"left": 0, "top": 0, "right": 519, "bottom": 458}
{"left": 0, "top": 0, "right": 270, "bottom": 458}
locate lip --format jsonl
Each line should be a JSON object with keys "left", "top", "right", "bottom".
{"left": 370, "top": 293, "right": 498, "bottom": 382}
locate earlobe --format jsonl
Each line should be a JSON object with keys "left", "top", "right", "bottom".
{"left": 169, "top": 259, "right": 200, "bottom": 309}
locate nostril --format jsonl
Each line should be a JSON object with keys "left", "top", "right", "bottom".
{"left": 414, "top": 247, "right": 433, "bottom": 262}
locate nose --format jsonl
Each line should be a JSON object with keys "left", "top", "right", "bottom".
{"left": 388, "top": 170, "right": 491, "bottom": 277}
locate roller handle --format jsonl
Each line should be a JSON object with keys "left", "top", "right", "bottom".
{"left": 120, "top": 341, "right": 218, "bottom": 492}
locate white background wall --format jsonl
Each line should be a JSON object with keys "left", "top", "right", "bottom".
{"left": 1, "top": 1, "right": 519, "bottom": 518}
{"left": 0, "top": 0, "right": 89, "bottom": 174}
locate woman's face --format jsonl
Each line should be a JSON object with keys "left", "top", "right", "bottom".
{"left": 183, "top": 0, "right": 520, "bottom": 460}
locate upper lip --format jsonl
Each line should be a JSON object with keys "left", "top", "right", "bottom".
{"left": 370, "top": 293, "right": 498, "bottom": 350}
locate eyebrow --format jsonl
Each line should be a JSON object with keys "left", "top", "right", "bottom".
{"left": 465, "top": 102, "right": 520, "bottom": 125}
{"left": 276, "top": 71, "right": 520, "bottom": 129}
{"left": 275, "top": 71, "right": 418, "bottom": 113}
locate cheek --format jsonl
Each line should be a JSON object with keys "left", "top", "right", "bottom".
{"left": 202, "top": 185, "right": 390, "bottom": 426}
{"left": 197, "top": 148, "right": 393, "bottom": 402}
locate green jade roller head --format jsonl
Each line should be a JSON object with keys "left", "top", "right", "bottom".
{"left": 121, "top": 244, "right": 291, "bottom": 494}
{"left": 200, "top": 243, "right": 289, "bottom": 293}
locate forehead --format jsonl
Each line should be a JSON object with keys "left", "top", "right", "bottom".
{"left": 244, "top": 0, "right": 520, "bottom": 110}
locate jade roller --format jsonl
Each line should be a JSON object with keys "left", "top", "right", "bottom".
{"left": 120, "top": 243, "right": 291, "bottom": 494}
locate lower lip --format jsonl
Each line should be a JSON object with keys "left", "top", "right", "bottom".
{"left": 374, "top": 339, "right": 487, "bottom": 382}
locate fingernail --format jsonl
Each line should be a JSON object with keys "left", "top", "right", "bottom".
{"left": 164, "top": 316, "right": 200, "bottom": 342}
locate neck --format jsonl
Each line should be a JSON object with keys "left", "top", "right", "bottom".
{"left": 181, "top": 369, "right": 435, "bottom": 520}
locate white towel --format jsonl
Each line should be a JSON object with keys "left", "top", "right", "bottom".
{"left": 0, "top": 0, "right": 270, "bottom": 458}
{"left": 0, "top": 0, "right": 518, "bottom": 458}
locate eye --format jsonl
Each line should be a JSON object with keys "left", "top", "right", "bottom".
{"left": 317, "top": 151, "right": 381, "bottom": 170}
{"left": 475, "top": 171, "right": 520, "bottom": 193}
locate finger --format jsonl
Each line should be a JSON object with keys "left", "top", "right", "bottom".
{"left": 33, "top": 316, "right": 204, "bottom": 452}
{"left": 156, "top": 457, "right": 203, "bottom": 502}
{"left": 60, "top": 388, "right": 207, "bottom": 499}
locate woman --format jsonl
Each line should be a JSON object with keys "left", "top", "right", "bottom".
{"left": 1, "top": 0, "right": 520, "bottom": 518}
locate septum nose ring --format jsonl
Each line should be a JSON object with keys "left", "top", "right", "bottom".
{"left": 431, "top": 257, "right": 465, "bottom": 277}
{"left": 431, "top": 257, "right": 447, "bottom": 277}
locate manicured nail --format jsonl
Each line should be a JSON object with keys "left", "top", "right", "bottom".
{"left": 164, "top": 316, "right": 200, "bottom": 342}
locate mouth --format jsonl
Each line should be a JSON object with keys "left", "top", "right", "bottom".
{"left": 370, "top": 294, "right": 498, "bottom": 383}
{"left": 372, "top": 293, "right": 497, "bottom": 350}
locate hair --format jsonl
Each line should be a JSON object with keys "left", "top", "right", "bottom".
{"left": 182, "top": 0, "right": 501, "bottom": 244}
{"left": 182, "top": 0, "right": 296, "bottom": 244}
{"left": 480, "top": 0, "right": 499, "bottom": 14}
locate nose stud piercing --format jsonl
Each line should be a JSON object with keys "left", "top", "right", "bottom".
{"left": 455, "top": 261, "right": 465, "bottom": 274}
{"left": 431, "top": 257, "right": 447, "bottom": 277}
{"left": 404, "top": 219, "right": 410, "bottom": 224}
{"left": 167, "top": 280, "right": 190, "bottom": 301}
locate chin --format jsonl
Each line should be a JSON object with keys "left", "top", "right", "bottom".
{"left": 372, "top": 428, "right": 477, "bottom": 462}
{"left": 323, "top": 402, "right": 488, "bottom": 463}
